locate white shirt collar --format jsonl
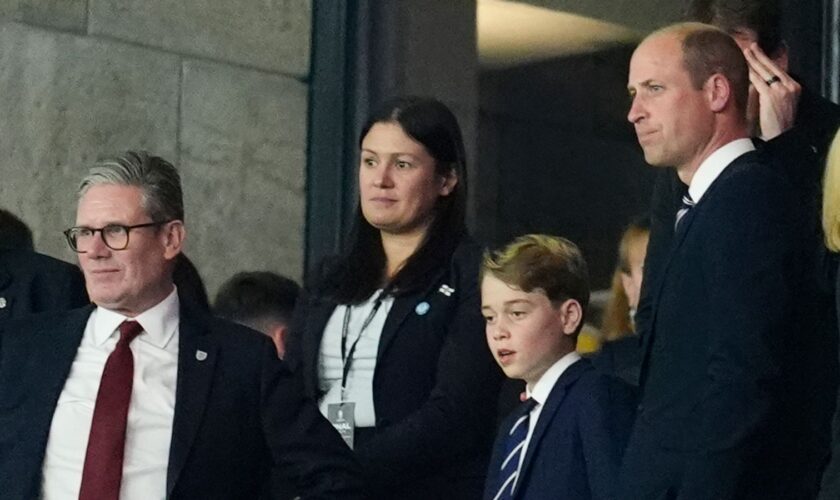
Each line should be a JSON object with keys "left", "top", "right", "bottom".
{"left": 688, "top": 138, "right": 755, "bottom": 203}
{"left": 93, "top": 286, "right": 180, "bottom": 349}
{"left": 526, "top": 350, "right": 582, "bottom": 405}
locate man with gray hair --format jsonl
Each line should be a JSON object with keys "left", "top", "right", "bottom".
{"left": 0, "top": 151, "right": 364, "bottom": 499}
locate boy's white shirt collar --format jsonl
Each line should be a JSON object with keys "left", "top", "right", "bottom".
{"left": 526, "top": 350, "right": 582, "bottom": 405}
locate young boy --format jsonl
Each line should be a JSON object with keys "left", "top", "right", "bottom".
{"left": 481, "top": 234, "right": 634, "bottom": 500}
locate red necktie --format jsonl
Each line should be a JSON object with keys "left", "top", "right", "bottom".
{"left": 78, "top": 320, "right": 144, "bottom": 500}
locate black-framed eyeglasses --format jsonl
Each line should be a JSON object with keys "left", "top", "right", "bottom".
{"left": 63, "top": 221, "right": 171, "bottom": 253}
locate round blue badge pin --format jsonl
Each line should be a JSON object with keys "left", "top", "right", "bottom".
{"left": 415, "top": 301, "right": 430, "bottom": 316}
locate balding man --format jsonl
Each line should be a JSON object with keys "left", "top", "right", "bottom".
{"left": 621, "top": 23, "right": 806, "bottom": 499}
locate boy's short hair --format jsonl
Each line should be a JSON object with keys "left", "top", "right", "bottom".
{"left": 214, "top": 271, "right": 301, "bottom": 333}
{"left": 481, "top": 234, "right": 590, "bottom": 330}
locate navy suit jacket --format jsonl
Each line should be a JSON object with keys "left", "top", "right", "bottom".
{"left": 0, "top": 250, "right": 88, "bottom": 323}
{"left": 0, "top": 303, "right": 365, "bottom": 499}
{"left": 287, "top": 240, "right": 503, "bottom": 499}
{"left": 485, "top": 359, "right": 635, "bottom": 500}
{"left": 625, "top": 151, "right": 806, "bottom": 499}
{"left": 642, "top": 91, "right": 840, "bottom": 498}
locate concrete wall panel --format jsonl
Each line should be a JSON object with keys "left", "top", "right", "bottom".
{"left": 0, "top": 21, "right": 179, "bottom": 261}
{"left": 180, "top": 59, "right": 307, "bottom": 293}
{"left": 89, "top": 0, "right": 311, "bottom": 77}
{"left": 0, "top": 0, "right": 87, "bottom": 33}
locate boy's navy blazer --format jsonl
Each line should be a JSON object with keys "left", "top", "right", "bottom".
{"left": 286, "top": 239, "right": 504, "bottom": 497}
{"left": 485, "top": 358, "right": 635, "bottom": 500}
{"left": 0, "top": 302, "right": 365, "bottom": 499}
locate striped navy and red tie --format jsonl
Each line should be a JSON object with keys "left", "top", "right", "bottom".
{"left": 493, "top": 398, "right": 537, "bottom": 500}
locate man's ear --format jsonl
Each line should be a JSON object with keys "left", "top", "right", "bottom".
{"left": 271, "top": 324, "right": 288, "bottom": 359}
{"left": 558, "top": 299, "right": 583, "bottom": 335}
{"left": 706, "top": 74, "right": 732, "bottom": 113}
{"left": 162, "top": 221, "right": 186, "bottom": 260}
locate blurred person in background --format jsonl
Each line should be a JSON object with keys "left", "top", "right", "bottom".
{"left": 590, "top": 217, "right": 650, "bottom": 387}
{"left": 0, "top": 208, "right": 87, "bottom": 322}
{"left": 215, "top": 271, "right": 300, "bottom": 358}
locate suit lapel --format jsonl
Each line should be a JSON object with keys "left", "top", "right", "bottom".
{"left": 377, "top": 267, "right": 447, "bottom": 360}
{"left": 38, "top": 306, "right": 95, "bottom": 396}
{"left": 649, "top": 156, "right": 744, "bottom": 309}
{"left": 376, "top": 296, "right": 415, "bottom": 360}
{"left": 641, "top": 157, "right": 746, "bottom": 374}
{"left": 3, "top": 306, "right": 92, "bottom": 496}
{"left": 514, "top": 359, "right": 589, "bottom": 497}
{"left": 648, "top": 206, "right": 699, "bottom": 305}
{"left": 166, "top": 307, "right": 219, "bottom": 497}
{"left": 640, "top": 198, "right": 701, "bottom": 378}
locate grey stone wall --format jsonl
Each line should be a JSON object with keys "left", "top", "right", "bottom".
{"left": 0, "top": 1, "right": 311, "bottom": 296}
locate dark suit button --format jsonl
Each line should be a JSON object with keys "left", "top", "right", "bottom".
{"left": 637, "top": 404, "right": 644, "bottom": 412}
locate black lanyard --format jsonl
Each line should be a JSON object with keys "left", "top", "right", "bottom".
{"left": 339, "top": 295, "right": 383, "bottom": 400}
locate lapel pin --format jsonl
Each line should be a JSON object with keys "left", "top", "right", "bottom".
{"left": 195, "top": 350, "right": 208, "bottom": 361}
{"left": 415, "top": 301, "right": 430, "bottom": 316}
{"left": 0, "top": 297, "right": 6, "bottom": 309}
{"left": 438, "top": 284, "right": 454, "bottom": 297}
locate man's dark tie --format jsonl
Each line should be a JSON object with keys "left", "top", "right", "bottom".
{"left": 78, "top": 320, "right": 144, "bottom": 500}
{"left": 674, "top": 192, "right": 696, "bottom": 230}
{"left": 493, "top": 398, "right": 537, "bottom": 500}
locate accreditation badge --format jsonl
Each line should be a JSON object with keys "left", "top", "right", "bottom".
{"left": 327, "top": 402, "right": 356, "bottom": 449}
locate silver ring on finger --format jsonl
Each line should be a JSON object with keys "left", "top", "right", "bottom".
{"left": 765, "top": 75, "right": 781, "bottom": 86}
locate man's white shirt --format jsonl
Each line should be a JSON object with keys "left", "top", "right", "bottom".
{"left": 41, "top": 288, "right": 180, "bottom": 500}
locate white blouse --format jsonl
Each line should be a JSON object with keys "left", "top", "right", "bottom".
{"left": 317, "top": 289, "right": 394, "bottom": 427}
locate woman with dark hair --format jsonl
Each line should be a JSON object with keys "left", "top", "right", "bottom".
{"left": 286, "top": 96, "right": 502, "bottom": 499}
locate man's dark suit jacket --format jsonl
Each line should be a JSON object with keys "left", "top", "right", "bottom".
{"left": 640, "top": 89, "right": 840, "bottom": 497}
{"left": 484, "top": 359, "right": 635, "bottom": 500}
{"left": 589, "top": 335, "right": 642, "bottom": 387}
{"left": 623, "top": 151, "right": 806, "bottom": 499}
{"left": 0, "top": 250, "right": 88, "bottom": 322}
{"left": 0, "top": 303, "right": 365, "bottom": 499}
{"left": 286, "top": 240, "right": 503, "bottom": 499}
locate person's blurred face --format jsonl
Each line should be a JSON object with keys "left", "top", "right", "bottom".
{"left": 481, "top": 273, "right": 579, "bottom": 388}
{"left": 620, "top": 232, "right": 649, "bottom": 311}
{"left": 359, "top": 122, "right": 456, "bottom": 237}
{"left": 628, "top": 33, "right": 715, "bottom": 171}
{"left": 76, "top": 184, "right": 183, "bottom": 317}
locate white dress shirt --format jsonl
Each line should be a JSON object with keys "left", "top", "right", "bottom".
{"left": 41, "top": 288, "right": 180, "bottom": 500}
{"left": 514, "top": 351, "right": 582, "bottom": 490}
{"left": 318, "top": 290, "right": 394, "bottom": 427}
{"left": 688, "top": 138, "right": 756, "bottom": 203}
